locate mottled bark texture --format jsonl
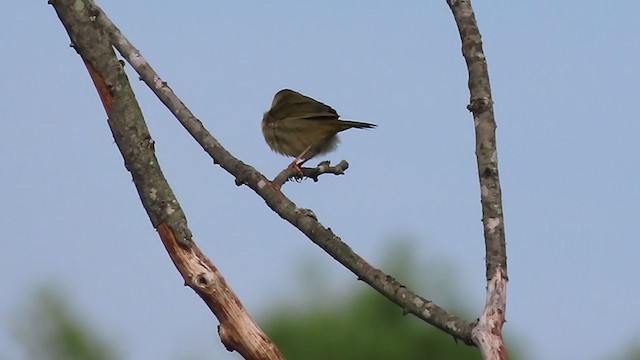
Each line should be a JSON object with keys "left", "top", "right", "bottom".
{"left": 50, "top": 1, "right": 284, "bottom": 359}
{"left": 447, "top": 0, "right": 509, "bottom": 359}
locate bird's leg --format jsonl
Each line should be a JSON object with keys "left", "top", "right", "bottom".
{"left": 289, "top": 145, "right": 312, "bottom": 173}
{"left": 297, "top": 157, "right": 311, "bottom": 167}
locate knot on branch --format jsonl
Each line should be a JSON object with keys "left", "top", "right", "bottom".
{"left": 234, "top": 168, "right": 254, "bottom": 186}
{"left": 294, "top": 208, "right": 318, "bottom": 221}
{"left": 467, "top": 97, "right": 492, "bottom": 114}
{"left": 193, "top": 271, "right": 216, "bottom": 290}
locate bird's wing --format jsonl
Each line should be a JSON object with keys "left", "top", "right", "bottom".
{"left": 269, "top": 89, "right": 339, "bottom": 120}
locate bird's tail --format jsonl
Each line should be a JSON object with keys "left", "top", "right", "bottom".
{"left": 338, "top": 119, "right": 377, "bottom": 131}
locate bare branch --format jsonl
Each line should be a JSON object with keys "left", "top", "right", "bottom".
{"left": 158, "top": 224, "right": 283, "bottom": 359}
{"left": 85, "top": 0, "right": 476, "bottom": 344}
{"left": 270, "top": 160, "right": 349, "bottom": 188}
{"left": 447, "top": 0, "right": 509, "bottom": 358}
{"left": 50, "top": 1, "right": 284, "bottom": 358}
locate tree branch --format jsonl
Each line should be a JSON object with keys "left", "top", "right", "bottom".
{"left": 270, "top": 160, "right": 350, "bottom": 188}
{"left": 84, "top": 0, "right": 476, "bottom": 345}
{"left": 447, "top": 0, "right": 509, "bottom": 358}
{"left": 50, "top": 1, "right": 284, "bottom": 358}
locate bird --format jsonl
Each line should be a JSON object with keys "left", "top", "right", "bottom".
{"left": 262, "top": 89, "right": 376, "bottom": 167}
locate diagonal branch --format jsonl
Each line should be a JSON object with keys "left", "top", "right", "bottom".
{"left": 84, "top": 0, "right": 477, "bottom": 345}
{"left": 447, "top": 0, "right": 509, "bottom": 358}
{"left": 50, "top": 1, "right": 284, "bottom": 359}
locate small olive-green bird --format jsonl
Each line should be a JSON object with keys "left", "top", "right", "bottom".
{"left": 262, "top": 89, "right": 376, "bottom": 166}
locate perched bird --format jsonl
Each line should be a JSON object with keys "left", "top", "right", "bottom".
{"left": 262, "top": 89, "right": 376, "bottom": 167}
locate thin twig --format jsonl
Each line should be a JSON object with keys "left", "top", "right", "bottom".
{"left": 270, "top": 160, "right": 350, "bottom": 187}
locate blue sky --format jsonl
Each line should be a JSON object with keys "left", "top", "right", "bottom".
{"left": 1, "top": 2, "right": 639, "bottom": 359}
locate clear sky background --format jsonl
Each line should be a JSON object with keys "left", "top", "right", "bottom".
{"left": 2, "top": 2, "right": 639, "bottom": 359}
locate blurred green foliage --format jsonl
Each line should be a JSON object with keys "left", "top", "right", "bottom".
{"left": 616, "top": 346, "right": 640, "bottom": 360}
{"left": 14, "top": 287, "right": 118, "bottom": 360}
{"left": 263, "top": 286, "right": 482, "bottom": 360}
{"left": 6, "top": 243, "right": 536, "bottom": 359}
{"left": 262, "top": 242, "right": 500, "bottom": 360}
